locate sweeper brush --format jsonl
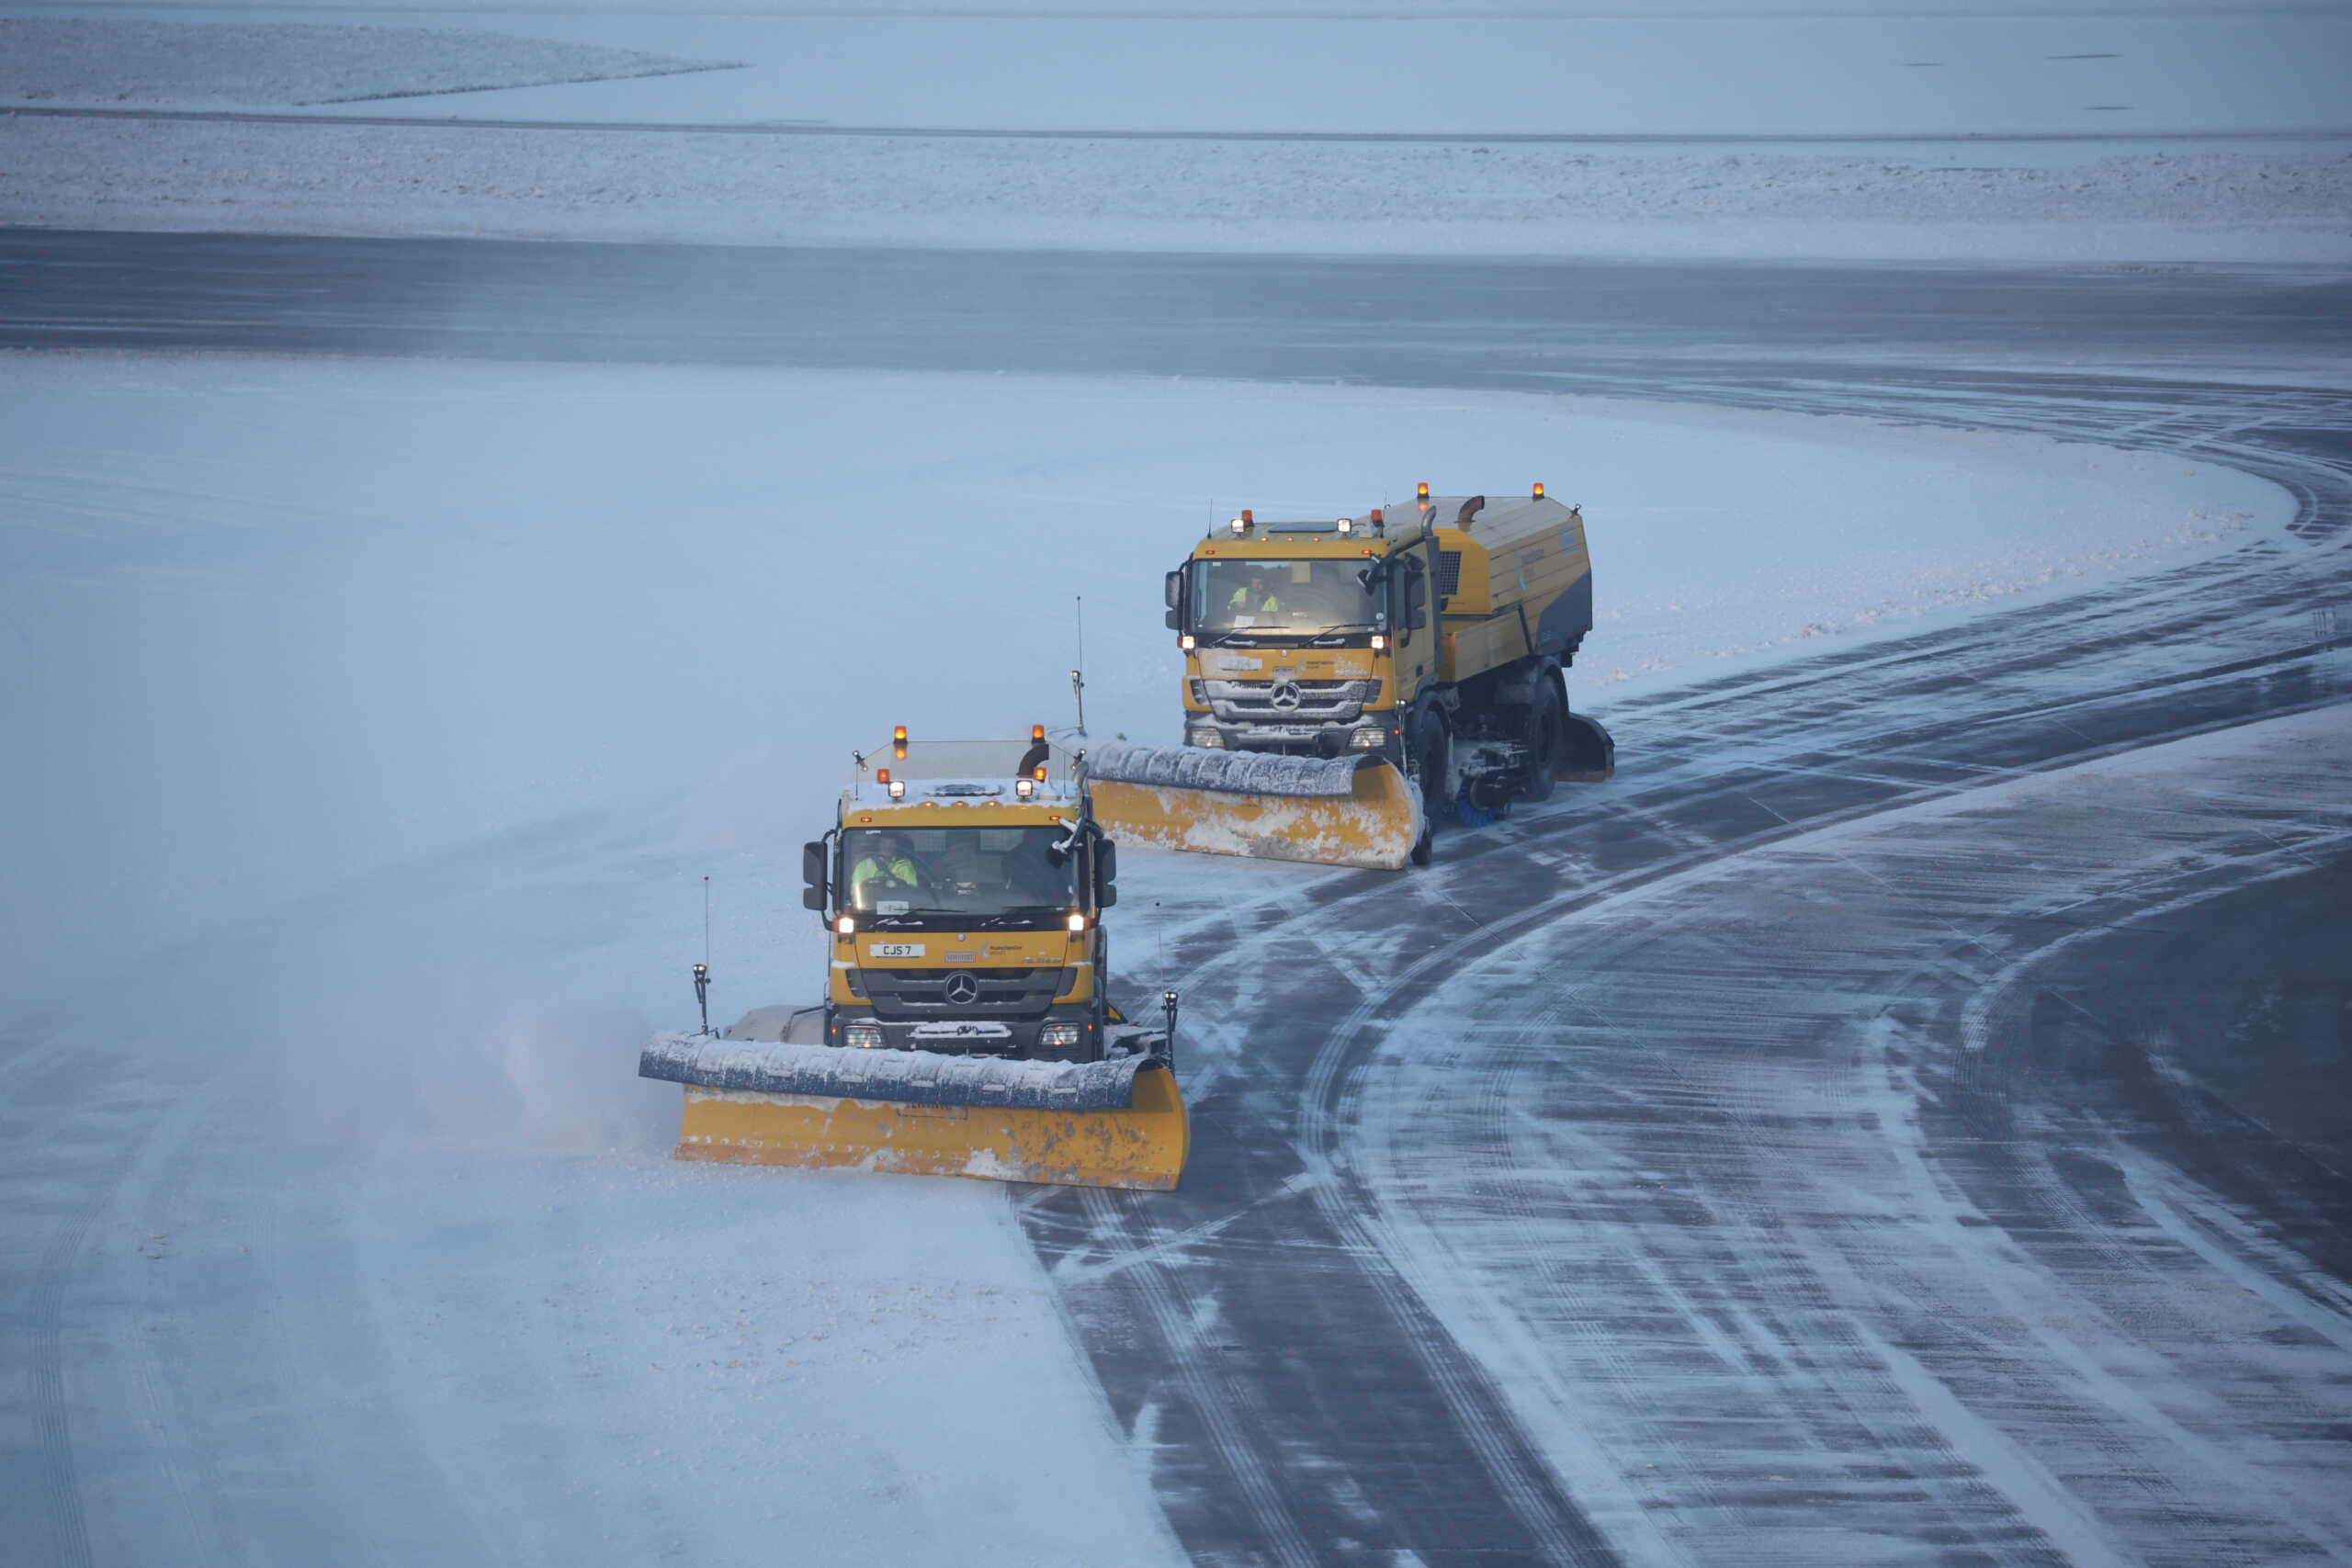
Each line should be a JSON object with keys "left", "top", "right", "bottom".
{"left": 1086, "top": 743, "right": 1422, "bottom": 872}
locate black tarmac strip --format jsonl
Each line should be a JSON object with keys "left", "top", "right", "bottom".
{"left": 4, "top": 229, "right": 2347, "bottom": 1565}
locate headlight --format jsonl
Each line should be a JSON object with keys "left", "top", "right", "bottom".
{"left": 1040, "top": 1023, "right": 1082, "bottom": 1049}
{"left": 844, "top": 1022, "right": 885, "bottom": 1049}
{"left": 1350, "top": 727, "right": 1388, "bottom": 749}
{"left": 1066, "top": 912, "right": 1088, "bottom": 932}
{"left": 1188, "top": 728, "right": 1222, "bottom": 748}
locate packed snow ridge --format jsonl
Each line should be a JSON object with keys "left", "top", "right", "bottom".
{"left": 1091, "top": 743, "right": 1374, "bottom": 797}
{"left": 642, "top": 1034, "right": 1154, "bottom": 1111}
{"left": 2, "top": 18, "right": 736, "bottom": 108}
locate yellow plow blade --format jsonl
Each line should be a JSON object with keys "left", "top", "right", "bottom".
{"left": 640, "top": 1036, "right": 1188, "bottom": 1190}
{"left": 1088, "top": 745, "right": 1420, "bottom": 871}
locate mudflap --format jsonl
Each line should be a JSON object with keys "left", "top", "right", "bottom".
{"left": 1559, "top": 711, "right": 1615, "bottom": 783}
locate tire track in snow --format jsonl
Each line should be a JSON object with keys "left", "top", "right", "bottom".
{"left": 1916, "top": 837, "right": 2352, "bottom": 1562}
{"left": 2, "top": 1046, "right": 233, "bottom": 1568}
{"left": 1105, "top": 380, "right": 2352, "bottom": 1561}
{"left": 1345, "top": 739, "right": 2352, "bottom": 1562}
{"left": 691, "top": 279, "right": 2352, "bottom": 1562}
{"left": 1074, "top": 1186, "right": 1322, "bottom": 1568}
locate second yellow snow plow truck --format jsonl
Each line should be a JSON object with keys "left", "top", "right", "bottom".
{"left": 639, "top": 730, "right": 1188, "bottom": 1190}
{"left": 1091, "top": 485, "right": 1612, "bottom": 868}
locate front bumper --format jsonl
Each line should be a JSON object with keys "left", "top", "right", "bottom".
{"left": 826, "top": 1000, "right": 1102, "bottom": 1063}
{"left": 1183, "top": 712, "right": 1403, "bottom": 766}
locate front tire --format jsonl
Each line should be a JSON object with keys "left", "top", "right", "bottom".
{"left": 1415, "top": 715, "right": 1453, "bottom": 825}
{"left": 1407, "top": 711, "right": 1449, "bottom": 868}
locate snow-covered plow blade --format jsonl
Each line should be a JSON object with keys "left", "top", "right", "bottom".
{"left": 639, "top": 1035, "right": 1190, "bottom": 1190}
{"left": 1087, "top": 743, "right": 1421, "bottom": 871}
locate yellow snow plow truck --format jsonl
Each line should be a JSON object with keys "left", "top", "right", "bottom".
{"left": 1091, "top": 486, "right": 1612, "bottom": 869}
{"left": 639, "top": 730, "right": 1189, "bottom": 1190}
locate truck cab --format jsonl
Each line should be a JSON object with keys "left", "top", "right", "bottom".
{"left": 1166, "top": 508, "right": 1435, "bottom": 764}
{"left": 802, "top": 734, "right": 1119, "bottom": 1064}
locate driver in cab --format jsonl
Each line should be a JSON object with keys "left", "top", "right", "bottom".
{"left": 850, "top": 833, "right": 922, "bottom": 905}
{"left": 1228, "top": 570, "right": 1282, "bottom": 620}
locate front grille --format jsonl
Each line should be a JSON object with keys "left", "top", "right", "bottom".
{"left": 1203, "top": 678, "right": 1378, "bottom": 726}
{"left": 859, "top": 966, "right": 1067, "bottom": 1020}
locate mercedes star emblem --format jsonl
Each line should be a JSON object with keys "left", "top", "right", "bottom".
{"left": 943, "top": 971, "right": 982, "bottom": 1006}
{"left": 1270, "top": 680, "right": 1304, "bottom": 711}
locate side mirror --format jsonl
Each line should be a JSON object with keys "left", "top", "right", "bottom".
{"left": 1093, "top": 838, "right": 1118, "bottom": 907}
{"left": 801, "top": 840, "right": 829, "bottom": 912}
{"left": 1163, "top": 569, "right": 1184, "bottom": 630}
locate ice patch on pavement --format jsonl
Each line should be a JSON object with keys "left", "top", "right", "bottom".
{"left": 2, "top": 17, "right": 736, "bottom": 108}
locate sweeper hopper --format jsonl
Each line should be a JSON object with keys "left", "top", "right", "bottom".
{"left": 639, "top": 729, "right": 1190, "bottom": 1190}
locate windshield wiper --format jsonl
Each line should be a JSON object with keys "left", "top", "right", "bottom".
{"left": 979, "top": 907, "right": 1073, "bottom": 927}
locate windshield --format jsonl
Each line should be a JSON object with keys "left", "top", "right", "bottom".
{"left": 842, "top": 825, "right": 1080, "bottom": 925}
{"left": 1189, "top": 557, "right": 1383, "bottom": 640}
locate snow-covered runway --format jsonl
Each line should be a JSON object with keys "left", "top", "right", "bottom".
{"left": 3, "top": 239, "right": 2348, "bottom": 1565}
{"left": 1022, "top": 359, "right": 2352, "bottom": 1562}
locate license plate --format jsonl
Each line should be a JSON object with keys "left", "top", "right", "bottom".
{"left": 871, "top": 942, "right": 924, "bottom": 958}
{"left": 912, "top": 1021, "right": 1012, "bottom": 1040}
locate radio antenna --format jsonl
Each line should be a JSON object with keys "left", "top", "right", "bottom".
{"left": 1070, "top": 594, "right": 1088, "bottom": 736}
{"left": 691, "top": 874, "right": 714, "bottom": 1037}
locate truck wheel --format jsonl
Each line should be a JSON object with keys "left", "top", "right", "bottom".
{"left": 1409, "top": 821, "right": 1434, "bottom": 866}
{"left": 1520, "top": 684, "right": 1566, "bottom": 802}
{"left": 1415, "top": 716, "right": 1453, "bottom": 826}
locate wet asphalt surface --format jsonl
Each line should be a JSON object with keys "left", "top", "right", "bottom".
{"left": 4, "top": 228, "right": 2348, "bottom": 1564}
